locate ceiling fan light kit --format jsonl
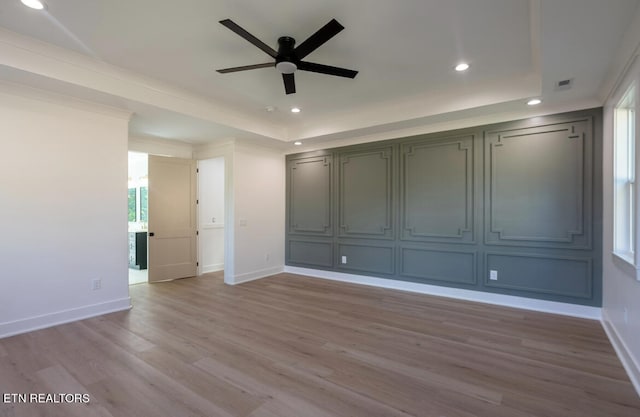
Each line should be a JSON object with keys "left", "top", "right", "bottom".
{"left": 217, "top": 18, "right": 358, "bottom": 94}
{"left": 20, "top": 0, "right": 46, "bottom": 10}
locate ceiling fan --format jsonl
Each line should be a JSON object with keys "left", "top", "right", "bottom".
{"left": 216, "top": 18, "right": 358, "bottom": 95}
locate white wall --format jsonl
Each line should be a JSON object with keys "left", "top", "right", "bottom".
{"left": 602, "top": 57, "right": 640, "bottom": 394}
{"left": 231, "top": 143, "right": 285, "bottom": 283}
{"left": 0, "top": 85, "right": 131, "bottom": 338}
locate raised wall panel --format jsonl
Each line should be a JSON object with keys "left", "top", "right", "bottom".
{"left": 400, "top": 247, "right": 476, "bottom": 285}
{"left": 288, "top": 155, "right": 332, "bottom": 236}
{"left": 337, "top": 243, "right": 394, "bottom": 275}
{"left": 485, "top": 253, "right": 592, "bottom": 299}
{"left": 338, "top": 147, "right": 393, "bottom": 239}
{"left": 485, "top": 119, "right": 592, "bottom": 248}
{"left": 288, "top": 240, "right": 333, "bottom": 268}
{"left": 401, "top": 135, "right": 474, "bottom": 243}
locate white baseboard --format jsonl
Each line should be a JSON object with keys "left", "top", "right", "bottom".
{"left": 284, "top": 266, "right": 602, "bottom": 320}
{"left": 601, "top": 309, "right": 640, "bottom": 397}
{"left": 231, "top": 266, "right": 284, "bottom": 285}
{"left": 202, "top": 263, "right": 224, "bottom": 274}
{"left": 0, "top": 297, "right": 132, "bottom": 339}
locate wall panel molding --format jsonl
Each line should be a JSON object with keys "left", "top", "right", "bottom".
{"left": 338, "top": 146, "right": 394, "bottom": 239}
{"left": 485, "top": 252, "right": 593, "bottom": 299}
{"left": 287, "top": 155, "right": 333, "bottom": 236}
{"left": 336, "top": 243, "right": 395, "bottom": 275}
{"left": 485, "top": 118, "right": 593, "bottom": 249}
{"left": 399, "top": 246, "right": 477, "bottom": 285}
{"left": 401, "top": 135, "right": 475, "bottom": 243}
{"left": 288, "top": 239, "right": 334, "bottom": 268}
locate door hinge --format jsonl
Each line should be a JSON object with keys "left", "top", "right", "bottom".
{"left": 196, "top": 199, "right": 199, "bottom": 204}
{"left": 197, "top": 262, "right": 199, "bottom": 267}
{"left": 196, "top": 168, "right": 199, "bottom": 173}
{"left": 568, "top": 124, "right": 585, "bottom": 139}
{"left": 196, "top": 230, "right": 199, "bottom": 236}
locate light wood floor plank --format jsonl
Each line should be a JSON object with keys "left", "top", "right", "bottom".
{"left": 1, "top": 272, "right": 639, "bottom": 417}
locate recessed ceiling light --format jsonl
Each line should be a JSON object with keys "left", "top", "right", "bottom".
{"left": 455, "top": 63, "right": 470, "bottom": 72}
{"left": 527, "top": 98, "right": 542, "bottom": 106}
{"left": 290, "top": 107, "right": 301, "bottom": 113}
{"left": 294, "top": 141, "right": 302, "bottom": 146}
{"left": 20, "top": 0, "right": 46, "bottom": 10}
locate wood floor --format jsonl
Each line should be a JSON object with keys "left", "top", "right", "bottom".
{"left": 1, "top": 273, "right": 639, "bottom": 417}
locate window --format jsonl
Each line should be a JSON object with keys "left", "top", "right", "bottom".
{"left": 128, "top": 188, "right": 137, "bottom": 222}
{"left": 614, "top": 84, "right": 636, "bottom": 265}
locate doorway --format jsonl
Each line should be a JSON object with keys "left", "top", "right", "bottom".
{"left": 127, "top": 152, "right": 225, "bottom": 284}
{"left": 128, "top": 151, "right": 149, "bottom": 285}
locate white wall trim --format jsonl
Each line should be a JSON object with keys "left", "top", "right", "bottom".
{"left": 0, "top": 79, "right": 132, "bottom": 121}
{"left": 129, "top": 135, "right": 194, "bottom": 159}
{"left": 0, "top": 298, "right": 132, "bottom": 339}
{"left": 201, "top": 263, "right": 225, "bottom": 274}
{"left": 194, "top": 139, "right": 235, "bottom": 160}
{"left": 601, "top": 309, "right": 640, "bottom": 397}
{"left": 230, "top": 266, "right": 284, "bottom": 286}
{"left": 284, "top": 267, "right": 602, "bottom": 320}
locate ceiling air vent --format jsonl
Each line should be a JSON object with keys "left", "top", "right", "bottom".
{"left": 555, "top": 78, "right": 573, "bottom": 91}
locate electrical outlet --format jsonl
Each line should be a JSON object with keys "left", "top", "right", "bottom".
{"left": 341, "top": 255, "right": 347, "bottom": 264}
{"left": 489, "top": 270, "right": 498, "bottom": 281}
{"left": 92, "top": 278, "right": 102, "bottom": 291}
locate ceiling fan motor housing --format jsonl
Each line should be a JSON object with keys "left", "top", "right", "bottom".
{"left": 276, "top": 36, "right": 297, "bottom": 73}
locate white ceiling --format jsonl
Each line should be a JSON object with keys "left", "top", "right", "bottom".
{"left": 0, "top": 0, "right": 638, "bottom": 148}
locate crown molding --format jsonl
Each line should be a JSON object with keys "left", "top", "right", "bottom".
{"left": 0, "top": 28, "right": 287, "bottom": 140}
{"left": 0, "top": 79, "right": 132, "bottom": 120}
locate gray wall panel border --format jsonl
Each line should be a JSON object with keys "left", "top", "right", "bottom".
{"left": 484, "top": 252, "right": 593, "bottom": 299}
{"left": 288, "top": 239, "right": 334, "bottom": 268}
{"left": 400, "top": 134, "right": 476, "bottom": 244}
{"left": 336, "top": 242, "right": 395, "bottom": 275}
{"left": 338, "top": 146, "right": 394, "bottom": 239}
{"left": 399, "top": 246, "right": 477, "bottom": 285}
{"left": 484, "top": 117, "right": 593, "bottom": 249}
{"left": 287, "top": 155, "right": 333, "bottom": 236}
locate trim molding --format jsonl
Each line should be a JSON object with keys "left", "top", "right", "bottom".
{"left": 0, "top": 79, "right": 132, "bottom": 120}
{"left": 230, "top": 266, "right": 284, "bottom": 285}
{"left": 0, "top": 297, "right": 132, "bottom": 339}
{"left": 284, "top": 266, "right": 601, "bottom": 320}
{"left": 601, "top": 309, "right": 640, "bottom": 397}
{"left": 202, "top": 263, "right": 224, "bottom": 274}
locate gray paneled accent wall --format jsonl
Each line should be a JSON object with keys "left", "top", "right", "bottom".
{"left": 285, "top": 109, "right": 602, "bottom": 306}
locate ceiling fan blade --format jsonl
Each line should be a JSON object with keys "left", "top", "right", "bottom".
{"left": 216, "top": 62, "right": 274, "bottom": 73}
{"left": 219, "top": 19, "right": 277, "bottom": 58}
{"left": 294, "top": 19, "right": 344, "bottom": 59}
{"left": 297, "top": 61, "right": 358, "bottom": 78}
{"left": 282, "top": 73, "right": 296, "bottom": 94}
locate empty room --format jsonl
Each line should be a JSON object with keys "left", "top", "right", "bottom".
{"left": 1, "top": 0, "right": 640, "bottom": 416}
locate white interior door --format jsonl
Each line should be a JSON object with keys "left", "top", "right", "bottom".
{"left": 148, "top": 155, "right": 197, "bottom": 283}
{"left": 198, "top": 157, "right": 225, "bottom": 274}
